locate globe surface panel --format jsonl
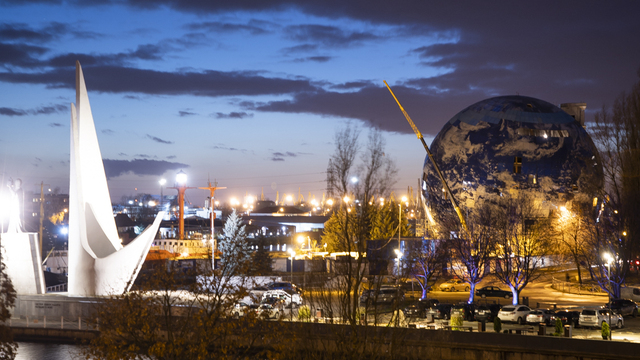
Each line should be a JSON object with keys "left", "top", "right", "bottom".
{"left": 422, "top": 95, "right": 603, "bottom": 220}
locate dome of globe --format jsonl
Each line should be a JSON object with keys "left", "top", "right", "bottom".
{"left": 422, "top": 95, "right": 603, "bottom": 221}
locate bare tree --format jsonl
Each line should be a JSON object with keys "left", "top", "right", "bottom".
{"left": 443, "top": 204, "right": 496, "bottom": 303}
{"left": 405, "top": 239, "right": 445, "bottom": 300}
{"left": 552, "top": 204, "right": 592, "bottom": 285}
{"left": 587, "top": 73, "right": 640, "bottom": 292}
{"left": 583, "top": 209, "right": 627, "bottom": 298}
{"left": 493, "top": 194, "right": 551, "bottom": 305}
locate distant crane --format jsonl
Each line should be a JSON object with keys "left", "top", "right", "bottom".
{"left": 384, "top": 81, "right": 468, "bottom": 231}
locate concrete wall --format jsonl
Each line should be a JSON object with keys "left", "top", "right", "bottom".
{"left": 287, "top": 322, "right": 639, "bottom": 360}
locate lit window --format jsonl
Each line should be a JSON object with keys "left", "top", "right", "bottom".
{"left": 513, "top": 156, "right": 522, "bottom": 174}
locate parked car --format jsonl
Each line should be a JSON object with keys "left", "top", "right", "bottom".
{"left": 427, "top": 303, "right": 454, "bottom": 320}
{"left": 579, "top": 308, "right": 624, "bottom": 329}
{"left": 403, "top": 299, "right": 439, "bottom": 318}
{"left": 605, "top": 299, "right": 639, "bottom": 317}
{"left": 476, "top": 286, "right": 513, "bottom": 299}
{"left": 360, "top": 286, "right": 404, "bottom": 305}
{"left": 248, "top": 285, "right": 270, "bottom": 302}
{"left": 550, "top": 310, "right": 581, "bottom": 327}
{"left": 262, "top": 289, "right": 303, "bottom": 307}
{"left": 525, "top": 309, "right": 555, "bottom": 325}
{"left": 497, "top": 305, "right": 531, "bottom": 324}
{"left": 452, "top": 302, "right": 476, "bottom": 321}
{"left": 474, "top": 304, "right": 502, "bottom": 322}
{"left": 230, "top": 301, "right": 258, "bottom": 318}
{"left": 267, "top": 281, "right": 302, "bottom": 294}
{"left": 438, "top": 279, "right": 469, "bottom": 292}
{"left": 255, "top": 303, "right": 283, "bottom": 320}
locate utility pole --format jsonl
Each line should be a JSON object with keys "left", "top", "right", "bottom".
{"left": 37, "top": 182, "right": 50, "bottom": 257}
{"left": 199, "top": 180, "right": 226, "bottom": 271}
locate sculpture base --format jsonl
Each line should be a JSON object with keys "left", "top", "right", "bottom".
{"left": 2, "top": 232, "right": 46, "bottom": 295}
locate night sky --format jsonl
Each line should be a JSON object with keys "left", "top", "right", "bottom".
{"left": 1, "top": 1, "right": 639, "bottom": 207}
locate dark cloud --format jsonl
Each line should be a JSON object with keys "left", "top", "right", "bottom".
{"left": 270, "top": 151, "right": 305, "bottom": 162}
{"left": 102, "top": 129, "right": 115, "bottom": 135}
{"left": 246, "top": 84, "right": 483, "bottom": 136}
{"left": 103, "top": 158, "right": 188, "bottom": 178}
{"left": 0, "top": 42, "right": 48, "bottom": 67}
{"left": 0, "top": 66, "right": 316, "bottom": 96}
{"left": 46, "top": 43, "right": 166, "bottom": 68}
{"left": 0, "top": 103, "right": 67, "bottom": 117}
{"left": 330, "top": 81, "right": 374, "bottom": 90}
{"left": 186, "top": 20, "right": 272, "bottom": 35}
{"left": 48, "top": 122, "right": 63, "bottom": 127}
{"left": 0, "top": 107, "right": 26, "bottom": 116}
{"left": 166, "top": 155, "right": 176, "bottom": 159}
{"left": 284, "top": 24, "right": 379, "bottom": 47}
{"left": 135, "top": 154, "right": 154, "bottom": 158}
{"left": 146, "top": 134, "right": 173, "bottom": 144}
{"left": 118, "top": 152, "right": 128, "bottom": 156}
{"left": 293, "top": 56, "right": 332, "bottom": 63}
{"left": 0, "top": 22, "right": 72, "bottom": 43}
{"left": 214, "top": 111, "right": 253, "bottom": 119}
{"left": 33, "top": 104, "right": 67, "bottom": 114}
{"left": 179, "top": 110, "right": 197, "bottom": 117}
{"left": 281, "top": 44, "right": 318, "bottom": 54}
{"left": 211, "top": 145, "right": 246, "bottom": 152}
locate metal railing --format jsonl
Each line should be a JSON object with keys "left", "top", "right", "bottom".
{"left": 551, "top": 277, "right": 607, "bottom": 296}
{"left": 9, "top": 316, "right": 96, "bottom": 330}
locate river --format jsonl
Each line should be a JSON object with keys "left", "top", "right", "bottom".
{"left": 16, "top": 342, "right": 84, "bottom": 360}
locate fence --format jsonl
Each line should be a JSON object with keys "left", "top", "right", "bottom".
{"left": 9, "top": 316, "right": 96, "bottom": 331}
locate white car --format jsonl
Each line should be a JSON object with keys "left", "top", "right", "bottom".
{"left": 262, "top": 289, "right": 302, "bottom": 307}
{"left": 230, "top": 301, "right": 258, "bottom": 318}
{"left": 498, "top": 305, "right": 531, "bottom": 324}
{"left": 579, "top": 308, "right": 624, "bottom": 329}
{"left": 255, "top": 303, "right": 282, "bottom": 320}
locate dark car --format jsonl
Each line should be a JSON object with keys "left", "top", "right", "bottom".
{"left": 606, "top": 299, "right": 639, "bottom": 317}
{"left": 403, "top": 299, "right": 439, "bottom": 318}
{"left": 474, "top": 304, "right": 502, "bottom": 322}
{"left": 452, "top": 302, "right": 476, "bottom": 321}
{"left": 475, "top": 286, "right": 513, "bottom": 299}
{"left": 427, "top": 303, "right": 454, "bottom": 320}
{"left": 360, "top": 286, "right": 404, "bottom": 305}
{"left": 551, "top": 310, "right": 581, "bottom": 327}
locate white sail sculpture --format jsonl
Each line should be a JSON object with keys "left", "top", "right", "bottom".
{"left": 69, "top": 61, "right": 164, "bottom": 296}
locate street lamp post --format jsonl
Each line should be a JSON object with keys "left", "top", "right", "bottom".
{"left": 168, "top": 171, "right": 195, "bottom": 241}
{"left": 604, "top": 252, "right": 613, "bottom": 340}
{"left": 288, "top": 248, "right": 295, "bottom": 321}
{"left": 398, "top": 196, "right": 407, "bottom": 279}
{"left": 159, "top": 178, "right": 166, "bottom": 212}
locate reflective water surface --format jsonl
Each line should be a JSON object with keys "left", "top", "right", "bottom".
{"left": 16, "top": 342, "right": 85, "bottom": 360}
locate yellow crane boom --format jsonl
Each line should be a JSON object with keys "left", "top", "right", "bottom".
{"left": 383, "top": 80, "right": 468, "bottom": 231}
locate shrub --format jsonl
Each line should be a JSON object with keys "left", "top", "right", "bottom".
{"left": 450, "top": 312, "right": 464, "bottom": 331}
{"left": 553, "top": 319, "right": 563, "bottom": 336}
{"left": 493, "top": 317, "right": 502, "bottom": 333}
{"left": 601, "top": 321, "right": 610, "bottom": 339}
{"left": 297, "top": 305, "right": 311, "bottom": 321}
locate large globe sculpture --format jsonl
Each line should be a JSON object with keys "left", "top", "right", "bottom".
{"left": 422, "top": 95, "right": 603, "bottom": 224}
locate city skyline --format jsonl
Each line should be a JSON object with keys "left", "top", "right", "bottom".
{"left": 1, "top": 1, "right": 639, "bottom": 206}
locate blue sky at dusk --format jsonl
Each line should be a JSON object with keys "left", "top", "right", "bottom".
{"left": 1, "top": 1, "right": 639, "bottom": 206}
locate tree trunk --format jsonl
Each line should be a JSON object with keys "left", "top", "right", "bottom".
{"left": 468, "top": 283, "right": 476, "bottom": 304}
{"left": 510, "top": 287, "right": 519, "bottom": 305}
